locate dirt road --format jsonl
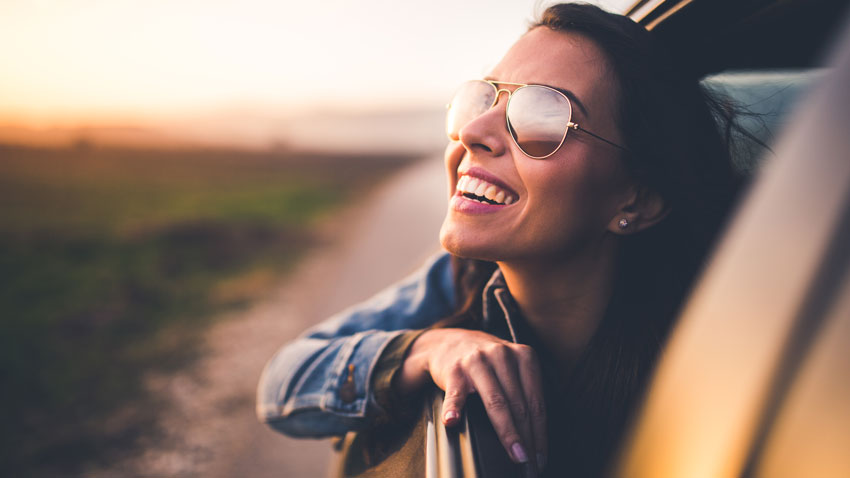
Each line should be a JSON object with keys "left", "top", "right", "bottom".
{"left": 95, "top": 156, "right": 447, "bottom": 477}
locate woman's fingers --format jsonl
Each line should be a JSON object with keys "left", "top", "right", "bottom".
{"left": 515, "top": 344, "right": 547, "bottom": 470}
{"left": 420, "top": 330, "right": 546, "bottom": 468}
{"left": 440, "top": 365, "right": 469, "bottom": 426}
{"left": 463, "top": 350, "right": 530, "bottom": 465}
{"left": 489, "top": 344, "right": 541, "bottom": 471}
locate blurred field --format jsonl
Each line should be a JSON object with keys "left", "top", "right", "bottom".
{"left": 0, "top": 143, "right": 417, "bottom": 475}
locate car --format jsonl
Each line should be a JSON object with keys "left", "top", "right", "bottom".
{"left": 410, "top": 1, "right": 850, "bottom": 476}
{"left": 617, "top": 1, "right": 850, "bottom": 477}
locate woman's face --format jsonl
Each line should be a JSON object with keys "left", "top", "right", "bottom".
{"left": 439, "top": 27, "right": 635, "bottom": 264}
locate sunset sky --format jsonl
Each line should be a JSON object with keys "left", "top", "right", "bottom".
{"left": 0, "top": 1, "right": 631, "bottom": 121}
{"left": 0, "top": 0, "right": 631, "bottom": 151}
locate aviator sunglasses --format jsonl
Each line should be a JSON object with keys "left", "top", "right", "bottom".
{"left": 446, "top": 79, "right": 627, "bottom": 159}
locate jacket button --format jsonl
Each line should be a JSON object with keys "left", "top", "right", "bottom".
{"left": 340, "top": 381, "right": 357, "bottom": 403}
{"left": 339, "top": 364, "right": 357, "bottom": 403}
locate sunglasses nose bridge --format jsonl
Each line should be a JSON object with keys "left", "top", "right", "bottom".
{"left": 492, "top": 88, "right": 512, "bottom": 108}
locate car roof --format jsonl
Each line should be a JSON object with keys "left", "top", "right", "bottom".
{"left": 625, "top": 0, "right": 850, "bottom": 76}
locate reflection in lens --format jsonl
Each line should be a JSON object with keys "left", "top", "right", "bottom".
{"left": 507, "top": 86, "right": 571, "bottom": 158}
{"left": 446, "top": 80, "right": 496, "bottom": 140}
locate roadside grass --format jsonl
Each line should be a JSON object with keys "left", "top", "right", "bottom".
{"left": 0, "top": 144, "right": 417, "bottom": 475}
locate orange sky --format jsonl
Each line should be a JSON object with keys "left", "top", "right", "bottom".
{"left": 0, "top": 1, "right": 631, "bottom": 124}
{"left": 0, "top": 0, "right": 631, "bottom": 151}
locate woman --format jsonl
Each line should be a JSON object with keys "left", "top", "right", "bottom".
{"left": 258, "top": 3, "right": 743, "bottom": 476}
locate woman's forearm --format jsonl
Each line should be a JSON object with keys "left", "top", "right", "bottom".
{"left": 257, "top": 329, "right": 414, "bottom": 437}
{"left": 256, "top": 252, "right": 455, "bottom": 437}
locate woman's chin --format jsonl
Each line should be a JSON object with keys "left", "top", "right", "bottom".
{"left": 439, "top": 223, "right": 502, "bottom": 262}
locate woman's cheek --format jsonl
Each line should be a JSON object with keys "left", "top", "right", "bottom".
{"left": 444, "top": 141, "right": 466, "bottom": 185}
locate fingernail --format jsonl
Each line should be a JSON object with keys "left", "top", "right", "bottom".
{"left": 511, "top": 442, "right": 528, "bottom": 463}
{"left": 444, "top": 410, "right": 459, "bottom": 424}
{"left": 537, "top": 453, "right": 546, "bottom": 469}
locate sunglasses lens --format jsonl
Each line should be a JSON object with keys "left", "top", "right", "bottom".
{"left": 446, "top": 80, "right": 496, "bottom": 140}
{"left": 507, "top": 86, "right": 572, "bottom": 158}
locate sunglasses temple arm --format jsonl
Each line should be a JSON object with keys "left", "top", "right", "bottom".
{"left": 574, "top": 125, "right": 629, "bottom": 151}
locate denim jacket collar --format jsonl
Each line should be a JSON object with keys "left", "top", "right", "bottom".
{"left": 480, "top": 269, "right": 546, "bottom": 352}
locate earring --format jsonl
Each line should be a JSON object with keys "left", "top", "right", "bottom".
{"left": 618, "top": 218, "right": 629, "bottom": 229}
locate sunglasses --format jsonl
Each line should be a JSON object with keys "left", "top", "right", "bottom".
{"left": 446, "top": 79, "right": 627, "bottom": 159}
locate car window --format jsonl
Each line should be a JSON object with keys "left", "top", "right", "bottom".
{"left": 702, "top": 69, "right": 825, "bottom": 173}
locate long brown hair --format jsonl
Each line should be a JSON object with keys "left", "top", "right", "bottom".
{"left": 439, "top": 3, "right": 748, "bottom": 475}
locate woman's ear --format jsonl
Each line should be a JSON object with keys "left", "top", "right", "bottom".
{"left": 607, "top": 185, "right": 669, "bottom": 234}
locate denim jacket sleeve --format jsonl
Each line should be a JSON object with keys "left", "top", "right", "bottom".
{"left": 256, "top": 251, "right": 455, "bottom": 437}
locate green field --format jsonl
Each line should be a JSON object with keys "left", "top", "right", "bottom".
{"left": 0, "top": 144, "right": 416, "bottom": 475}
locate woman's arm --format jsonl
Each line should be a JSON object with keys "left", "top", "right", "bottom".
{"left": 256, "top": 252, "right": 455, "bottom": 437}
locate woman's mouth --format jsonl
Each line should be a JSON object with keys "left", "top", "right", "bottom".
{"left": 456, "top": 174, "right": 518, "bottom": 206}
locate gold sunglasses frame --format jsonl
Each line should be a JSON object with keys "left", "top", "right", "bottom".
{"left": 448, "top": 79, "right": 628, "bottom": 159}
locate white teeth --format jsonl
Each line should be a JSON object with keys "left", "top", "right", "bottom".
{"left": 456, "top": 174, "right": 517, "bottom": 205}
{"left": 474, "top": 182, "right": 487, "bottom": 197}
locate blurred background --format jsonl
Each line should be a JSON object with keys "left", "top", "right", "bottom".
{"left": 0, "top": 0, "right": 631, "bottom": 476}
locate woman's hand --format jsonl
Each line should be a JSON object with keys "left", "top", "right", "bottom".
{"left": 397, "top": 328, "right": 547, "bottom": 470}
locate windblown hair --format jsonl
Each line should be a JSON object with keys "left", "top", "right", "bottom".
{"left": 441, "top": 3, "right": 747, "bottom": 475}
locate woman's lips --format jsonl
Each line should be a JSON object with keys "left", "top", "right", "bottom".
{"left": 450, "top": 193, "right": 509, "bottom": 214}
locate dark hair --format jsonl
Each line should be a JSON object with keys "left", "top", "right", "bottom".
{"left": 441, "top": 3, "right": 745, "bottom": 475}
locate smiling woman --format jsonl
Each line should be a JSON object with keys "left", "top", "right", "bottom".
{"left": 441, "top": 28, "right": 639, "bottom": 265}
{"left": 257, "top": 3, "right": 747, "bottom": 477}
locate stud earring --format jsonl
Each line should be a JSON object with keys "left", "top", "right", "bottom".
{"left": 618, "top": 218, "right": 629, "bottom": 229}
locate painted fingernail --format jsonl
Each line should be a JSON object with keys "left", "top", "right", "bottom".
{"left": 537, "top": 453, "right": 546, "bottom": 469}
{"left": 444, "top": 410, "right": 459, "bottom": 424}
{"left": 511, "top": 442, "right": 528, "bottom": 463}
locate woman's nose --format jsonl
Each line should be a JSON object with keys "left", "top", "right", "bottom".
{"left": 458, "top": 94, "right": 509, "bottom": 157}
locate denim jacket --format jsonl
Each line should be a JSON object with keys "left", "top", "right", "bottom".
{"left": 256, "top": 252, "right": 456, "bottom": 437}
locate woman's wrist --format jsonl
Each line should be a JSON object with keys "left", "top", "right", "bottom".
{"left": 369, "top": 330, "right": 429, "bottom": 423}
{"left": 395, "top": 328, "right": 440, "bottom": 395}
